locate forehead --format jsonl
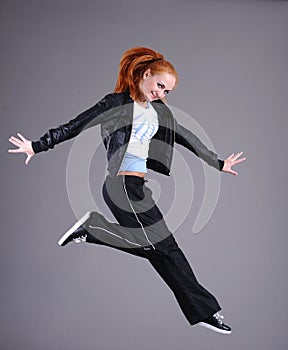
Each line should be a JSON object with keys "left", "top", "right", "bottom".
{"left": 152, "top": 72, "right": 176, "bottom": 89}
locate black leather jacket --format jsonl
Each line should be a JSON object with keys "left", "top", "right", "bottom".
{"left": 32, "top": 90, "right": 224, "bottom": 176}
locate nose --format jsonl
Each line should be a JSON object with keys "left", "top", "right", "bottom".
{"left": 156, "top": 89, "right": 165, "bottom": 99}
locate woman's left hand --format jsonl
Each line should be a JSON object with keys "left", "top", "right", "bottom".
{"left": 222, "top": 152, "right": 246, "bottom": 175}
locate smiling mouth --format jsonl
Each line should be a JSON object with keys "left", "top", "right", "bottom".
{"left": 151, "top": 92, "right": 158, "bottom": 99}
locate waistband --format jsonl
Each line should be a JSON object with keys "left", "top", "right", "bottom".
{"left": 105, "top": 174, "right": 148, "bottom": 184}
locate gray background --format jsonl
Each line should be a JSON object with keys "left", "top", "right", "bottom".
{"left": 1, "top": 0, "right": 287, "bottom": 349}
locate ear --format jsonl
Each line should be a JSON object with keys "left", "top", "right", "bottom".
{"left": 143, "top": 68, "right": 151, "bottom": 79}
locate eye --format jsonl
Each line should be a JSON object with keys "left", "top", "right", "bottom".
{"left": 157, "top": 82, "right": 171, "bottom": 95}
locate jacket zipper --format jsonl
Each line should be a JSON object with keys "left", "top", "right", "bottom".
{"left": 168, "top": 116, "right": 176, "bottom": 176}
{"left": 116, "top": 113, "right": 133, "bottom": 176}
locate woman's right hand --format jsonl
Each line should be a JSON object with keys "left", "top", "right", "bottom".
{"left": 8, "top": 133, "right": 35, "bottom": 165}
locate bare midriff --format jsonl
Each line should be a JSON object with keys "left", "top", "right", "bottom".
{"left": 118, "top": 171, "right": 146, "bottom": 178}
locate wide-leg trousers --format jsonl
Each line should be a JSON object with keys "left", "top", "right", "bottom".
{"left": 83, "top": 174, "right": 221, "bottom": 325}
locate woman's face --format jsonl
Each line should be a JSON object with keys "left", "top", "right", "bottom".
{"left": 138, "top": 69, "right": 176, "bottom": 102}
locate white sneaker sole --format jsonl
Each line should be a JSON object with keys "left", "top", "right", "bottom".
{"left": 58, "top": 212, "right": 91, "bottom": 246}
{"left": 198, "top": 322, "right": 232, "bottom": 335}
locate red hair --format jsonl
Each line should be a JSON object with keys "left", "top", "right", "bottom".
{"left": 114, "top": 47, "right": 178, "bottom": 101}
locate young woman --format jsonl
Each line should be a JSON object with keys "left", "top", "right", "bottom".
{"left": 8, "top": 47, "right": 246, "bottom": 335}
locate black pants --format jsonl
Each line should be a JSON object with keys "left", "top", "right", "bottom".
{"left": 84, "top": 175, "right": 221, "bottom": 325}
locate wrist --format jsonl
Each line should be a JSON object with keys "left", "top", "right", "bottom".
{"left": 218, "top": 159, "right": 224, "bottom": 171}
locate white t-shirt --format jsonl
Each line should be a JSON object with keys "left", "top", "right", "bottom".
{"left": 119, "top": 101, "right": 159, "bottom": 173}
{"left": 125, "top": 101, "right": 159, "bottom": 159}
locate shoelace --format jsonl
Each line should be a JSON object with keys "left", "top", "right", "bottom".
{"left": 73, "top": 234, "right": 87, "bottom": 243}
{"left": 213, "top": 312, "right": 224, "bottom": 324}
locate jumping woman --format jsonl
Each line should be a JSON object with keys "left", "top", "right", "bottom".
{"left": 8, "top": 47, "right": 246, "bottom": 335}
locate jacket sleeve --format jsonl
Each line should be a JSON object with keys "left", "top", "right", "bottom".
{"left": 174, "top": 119, "right": 224, "bottom": 171}
{"left": 32, "top": 93, "right": 118, "bottom": 153}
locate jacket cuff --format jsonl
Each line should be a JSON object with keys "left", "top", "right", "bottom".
{"left": 218, "top": 159, "right": 224, "bottom": 171}
{"left": 31, "top": 141, "right": 43, "bottom": 154}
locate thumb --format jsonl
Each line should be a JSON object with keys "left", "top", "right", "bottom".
{"left": 25, "top": 154, "right": 32, "bottom": 165}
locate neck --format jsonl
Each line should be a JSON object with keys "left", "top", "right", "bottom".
{"left": 131, "top": 96, "right": 148, "bottom": 108}
{"left": 135, "top": 100, "right": 148, "bottom": 108}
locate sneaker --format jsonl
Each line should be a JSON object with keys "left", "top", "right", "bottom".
{"left": 58, "top": 212, "right": 91, "bottom": 246}
{"left": 198, "top": 312, "right": 232, "bottom": 335}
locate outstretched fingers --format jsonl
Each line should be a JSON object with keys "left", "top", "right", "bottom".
{"left": 8, "top": 132, "right": 35, "bottom": 165}
{"left": 8, "top": 135, "right": 22, "bottom": 148}
{"left": 8, "top": 148, "right": 22, "bottom": 153}
{"left": 232, "top": 152, "right": 246, "bottom": 164}
{"left": 234, "top": 157, "right": 246, "bottom": 165}
{"left": 17, "top": 132, "right": 27, "bottom": 142}
{"left": 223, "top": 151, "right": 246, "bottom": 175}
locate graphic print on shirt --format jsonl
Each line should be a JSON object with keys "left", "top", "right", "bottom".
{"left": 125, "top": 101, "right": 159, "bottom": 159}
{"left": 119, "top": 102, "right": 159, "bottom": 173}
